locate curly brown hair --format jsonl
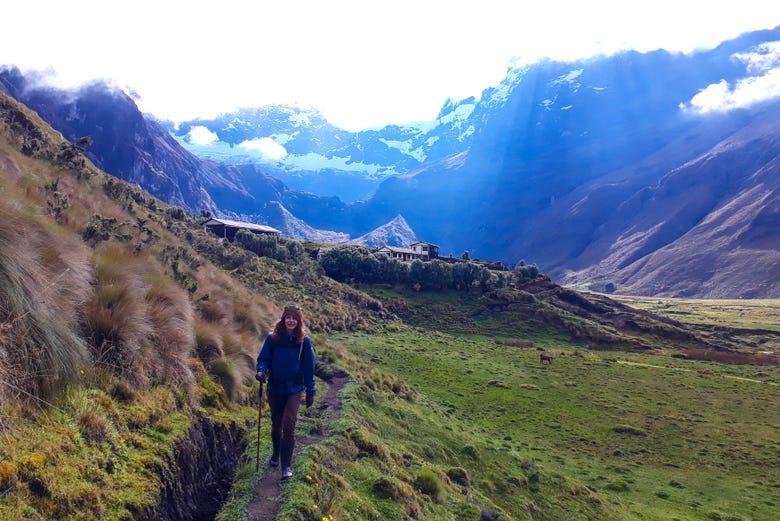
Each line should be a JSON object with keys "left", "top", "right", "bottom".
{"left": 271, "top": 305, "right": 305, "bottom": 344}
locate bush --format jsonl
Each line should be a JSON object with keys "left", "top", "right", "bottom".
{"left": 82, "top": 247, "right": 152, "bottom": 385}
{"left": 446, "top": 467, "right": 470, "bottom": 486}
{"left": 372, "top": 477, "right": 413, "bottom": 501}
{"left": 0, "top": 462, "right": 18, "bottom": 489}
{"left": 461, "top": 445, "right": 479, "bottom": 460}
{"left": 415, "top": 468, "right": 444, "bottom": 502}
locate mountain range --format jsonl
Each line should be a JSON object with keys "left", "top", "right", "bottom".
{"left": 2, "top": 25, "right": 780, "bottom": 298}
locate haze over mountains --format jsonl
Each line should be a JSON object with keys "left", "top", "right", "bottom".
{"left": 2, "top": 25, "right": 780, "bottom": 298}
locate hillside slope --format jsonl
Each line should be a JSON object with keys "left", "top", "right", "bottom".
{"left": 0, "top": 90, "right": 384, "bottom": 520}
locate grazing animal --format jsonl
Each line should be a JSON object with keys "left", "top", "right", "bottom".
{"left": 540, "top": 353, "right": 553, "bottom": 364}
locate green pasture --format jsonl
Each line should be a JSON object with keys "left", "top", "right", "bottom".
{"left": 329, "top": 326, "right": 780, "bottom": 521}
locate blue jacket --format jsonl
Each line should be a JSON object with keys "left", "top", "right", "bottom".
{"left": 256, "top": 332, "right": 316, "bottom": 396}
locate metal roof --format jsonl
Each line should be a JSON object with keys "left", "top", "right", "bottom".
{"left": 202, "top": 218, "right": 281, "bottom": 234}
{"left": 377, "top": 246, "right": 417, "bottom": 254}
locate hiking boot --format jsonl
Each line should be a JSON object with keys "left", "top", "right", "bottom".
{"left": 281, "top": 467, "right": 293, "bottom": 480}
{"left": 269, "top": 455, "right": 279, "bottom": 467}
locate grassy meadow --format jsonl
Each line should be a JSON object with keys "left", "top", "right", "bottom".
{"left": 260, "top": 289, "right": 780, "bottom": 521}
{"left": 609, "top": 295, "right": 780, "bottom": 352}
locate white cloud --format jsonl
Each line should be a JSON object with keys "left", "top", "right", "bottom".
{"left": 186, "top": 126, "right": 219, "bottom": 146}
{"left": 686, "top": 42, "right": 780, "bottom": 113}
{"left": 3, "top": 1, "right": 780, "bottom": 129}
{"left": 238, "top": 138, "right": 288, "bottom": 161}
{"left": 734, "top": 41, "right": 780, "bottom": 74}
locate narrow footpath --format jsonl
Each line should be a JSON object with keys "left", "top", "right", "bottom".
{"left": 245, "top": 374, "right": 348, "bottom": 520}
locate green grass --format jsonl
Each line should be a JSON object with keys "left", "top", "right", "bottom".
{"left": 320, "top": 323, "right": 780, "bottom": 520}
{"left": 609, "top": 295, "right": 780, "bottom": 332}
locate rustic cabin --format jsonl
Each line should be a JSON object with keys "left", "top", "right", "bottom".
{"left": 410, "top": 241, "right": 440, "bottom": 260}
{"left": 202, "top": 218, "right": 281, "bottom": 241}
{"left": 376, "top": 246, "right": 418, "bottom": 261}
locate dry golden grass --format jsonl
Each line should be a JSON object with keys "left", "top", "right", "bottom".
{"left": 610, "top": 295, "right": 780, "bottom": 331}
{"left": 145, "top": 272, "right": 196, "bottom": 390}
{"left": 194, "top": 319, "right": 225, "bottom": 362}
{"left": 0, "top": 209, "right": 91, "bottom": 402}
{"left": 83, "top": 245, "right": 154, "bottom": 386}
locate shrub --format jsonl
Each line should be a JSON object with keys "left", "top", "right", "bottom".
{"left": 372, "top": 477, "right": 413, "bottom": 501}
{"left": 414, "top": 468, "right": 444, "bottom": 502}
{"left": 461, "top": 445, "right": 479, "bottom": 460}
{"left": 520, "top": 458, "right": 542, "bottom": 484}
{"left": 605, "top": 481, "right": 630, "bottom": 492}
{"left": 446, "top": 467, "right": 470, "bottom": 486}
{"left": 82, "top": 246, "right": 152, "bottom": 385}
{"left": 109, "top": 381, "right": 135, "bottom": 402}
{"left": 0, "top": 462, "right": 18, "bottom": 489}
{"left": 77, "top": 409, "right": 109, "bottom": 443}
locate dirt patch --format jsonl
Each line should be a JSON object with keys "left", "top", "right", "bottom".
{"left": 246, "top": 374, "right": 348, "bottom": 520}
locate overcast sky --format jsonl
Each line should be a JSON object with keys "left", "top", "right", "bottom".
{"left": 3, "top": 1, "right": 780, "bottom": 130}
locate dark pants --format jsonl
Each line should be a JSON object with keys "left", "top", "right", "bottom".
{"left": 268, "top": 391, "right": 302, "bottom": 468}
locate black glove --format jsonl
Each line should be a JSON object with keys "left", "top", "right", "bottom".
{"left": 305, "top": 393, "right": 314, "bottom": 408}
{"left": 255, "top": 370, "right": 267, "bottom": 383}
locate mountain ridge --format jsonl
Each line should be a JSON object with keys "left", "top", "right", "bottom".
{"left": 3, "top": 25, "right": 780, "bottom": 297}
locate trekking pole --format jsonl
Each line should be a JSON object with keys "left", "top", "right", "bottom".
{"left": 255, "top": 382, "right": 264, "bottom": 472}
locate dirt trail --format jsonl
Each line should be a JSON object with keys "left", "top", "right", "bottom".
{"left": 246, "top": 375, "right": 348, "bottom": 520}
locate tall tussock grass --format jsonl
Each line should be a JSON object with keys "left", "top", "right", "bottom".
{"left": 82, "top": 245, "right": 196, "bottom": 392}
{"left": 82, "top": 245, "right": 155, "bottom": 385}
{"left": 145, "top": 272, "right": 196, "bottom": 390}
{"left": 0, "top": 211, "right": 91, "bottom": 403}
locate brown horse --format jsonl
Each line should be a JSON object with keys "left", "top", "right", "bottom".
{"left": 540, "top": 353, "right": 553, "bottom": 364}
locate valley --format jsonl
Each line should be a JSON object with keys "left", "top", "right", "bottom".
{"left": 2, "top": 25, "right": 780, "bottom": 519}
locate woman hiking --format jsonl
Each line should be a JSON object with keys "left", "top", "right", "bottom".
{"left": 255, "top": 304, "right": 316, "bottom": 480}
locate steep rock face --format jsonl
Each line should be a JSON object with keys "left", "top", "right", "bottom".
{"left": 136, "top": 413, "right": 246, "bottom": 521}
{"left": 550, "top": 102, "right": 780, "bottom": 297}
{"left": 227, "top": 200, "right": 352, "bottom": 243}
{"left": 350, "top": 214, "right": 417, "bottom": 248}
{"left": 343, "top": 30, "right": 780, "bottom": 297}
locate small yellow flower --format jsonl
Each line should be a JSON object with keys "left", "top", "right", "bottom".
{"left": 312, "top": 504, "right": 319, "bottom": 510}
{"left": 80, "top": 369, "right": 85, "bottom": 375}
{"left": 28, "top": 453, "right": 45, "bottom": 468}
{"left": 306, "top": 475, "right": 313, "bottom": 481}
